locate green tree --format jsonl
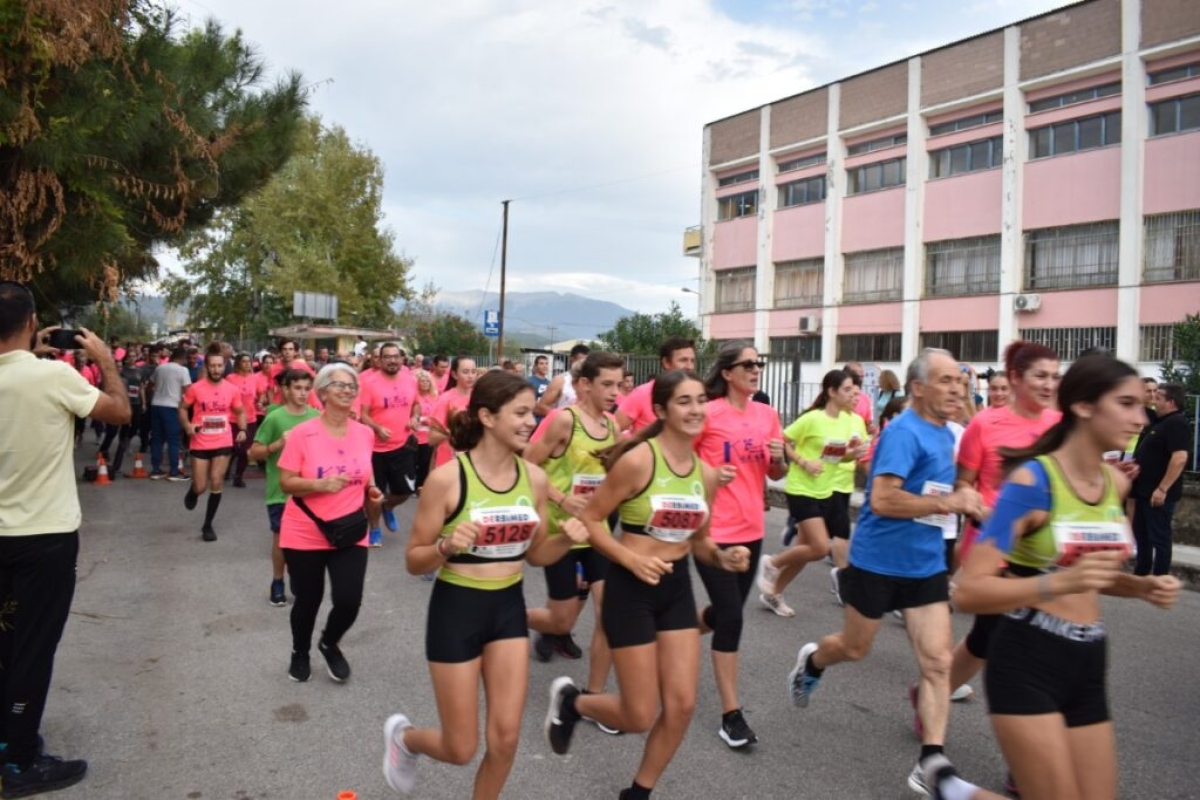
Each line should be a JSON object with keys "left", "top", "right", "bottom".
{"left": 1160, "top": 313, "right": 1200, "bottom": 395}
{"left": 164, "top": 116, "right": 412, "bottom": 341}
{"left": 398, "top": 282, "right": 489, "bottom": 356}
{"left": 597, "top": 301, "right": 709, "bottom": 355}
{"left": 74, "top": 303, "right": 151, "bottom": 342}
{"left": 2, "top": 1, "right": 306, "bottom": 313}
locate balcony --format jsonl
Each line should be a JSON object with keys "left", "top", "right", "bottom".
{"left": 683, "top": 225, "right": 702, "bottom": 257}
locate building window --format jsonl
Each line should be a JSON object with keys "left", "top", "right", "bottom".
{"left": 1149, "top": 63, "right": 1200, "bottom": 85}
{"left": 778, "top": 152, "right": 826, "bottom": 172}
{"left": 1149, "top": 94, "right": 1200, "bottom": 137}
{"left": 847, "top": 133, "right": 907, "bottom": 156}
{"left": 1029, "top": 111, "right": 1121, "bottom": 158}
{"left": 717, "top": 169, "right": 759, "bottom": 187}
{"left": 836, "top": 333, "right": 902, "bottom": 362}
{"left": 774, "top": 259, "right": 824, "bottom": 308}
{"left": 1025, "top": 222, "right": 1119, "bottom": 290}
{"left": 778, "top": 176, "right": 826, "bottom": 208}
{"left": 925, "top": 236, "right": 1001, "bottom": 297}
{"left": 929, "top": 110, "right": 1004, "bottom": 136}
{"left": 847, "top": 157, "right": 906, "bottom": 195}
{"left": 1019, "top": 326, "right": 1116, "bottom": 358}
{"left": 1144, "top": 210, "right": 1200, "bottom": 283}
{"left": 1140, "top": 325, "right": 1177, "bottom": 362}
{"left": 1028, "top": 82, "right": 1121, "bottom": 113}
{"left": 770, "top": 336, "right": 822, "bottom": 361}
{"left": 844, "top": 248, "right": 904, "bottom": 303}
{"left": 920, "top": 330, "right": 999, "bottom": 363}
{"left": 929, "top": 136, "right": 1003, "bottom": 178}
{"left": 714, "top": 267, "right": 756, "bottom": 312}
{"left": 717, "top": 190, "right": 758, "bottom": 220}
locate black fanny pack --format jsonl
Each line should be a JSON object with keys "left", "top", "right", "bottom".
{"left": 292, "top": 496, "right": 367, "bottom": 549}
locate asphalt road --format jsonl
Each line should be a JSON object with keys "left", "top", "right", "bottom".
{"left": 41, "top": 451, "right": 1200, "bottom": 799}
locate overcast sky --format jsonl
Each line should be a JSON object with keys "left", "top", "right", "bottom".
{"left": 169, "top": 0, "right": 1074, "bottom": 330}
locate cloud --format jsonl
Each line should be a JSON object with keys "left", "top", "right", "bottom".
{"left": 620, "top": 17, "right": 673, "bottom": 51}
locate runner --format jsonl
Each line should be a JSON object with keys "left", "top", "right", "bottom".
{"left": 693, "top": 341, "right": 787, "bottom": 748}
{"left": 249, "top": 369, "right": 320, "bottom": 607}
{"left": 98, "top": 350, "right": 146, "bottom": 475}
{"left": 277, "top": 364, "right": 383, "bottom": 683}
{"left": 543, "top": 370, "right": 750, "bottom": 800}
{"left": 786, "top": 348, "right": 987, "bottom": 795}
{"left": 358, "top": 343, "right": 420, "bottom": 546}
{"left": 148, "top": 346, "right": 192, "bottom": 481}
{"left": 381, "top": 372, "right": 587, "bottom": 798}
{"left": 615, "top": 337, "right": 696, "bottom": 435}
{"left": 178, "top": 344, "right": 246, "bottom": 542}
{"left": 523, "top": 352, "right": 622, "bottom": 693}
{"left": 954, "top": 353, "right": 1181, "bottom": 800}
{"left": 985, "top": 370, "right": 1011, "bottom": 409}
{"left": 535, "top": 344, "right": 590, "bottom": 416}
{"left": 758, "top": 369, "right": 867, "bottom": 616}
{"left": 428, "top": 356, "right": 478, "bottom": 469}
{"left": 226, "top": 352, "right": 261, "bottom": 488}
{"left": 528, "top": 355, "right": 550, "bottom": 425}
{"left": 411, "top": 369, "right": 438, "bottom": 492}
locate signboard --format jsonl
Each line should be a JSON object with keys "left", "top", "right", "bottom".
{"left": 293, "top": 292, "right": 338, "bottom": 321}
{"left": 483, "top": 309, "right": 500, "bottom": 338}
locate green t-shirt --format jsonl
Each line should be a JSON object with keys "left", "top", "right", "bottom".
{"left": 254, "top": 404, "right": 320, "bottom": 505}
{"left": 783, "top": 407, "right": 865, "bottom": 499}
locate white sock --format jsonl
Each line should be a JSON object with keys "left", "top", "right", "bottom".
{"left": 938, "top": 775, "right": 978, "bottom": 800}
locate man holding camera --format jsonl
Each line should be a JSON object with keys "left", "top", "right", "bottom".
{"left": 0, "top": 281, "right": 130, "bottom": 796}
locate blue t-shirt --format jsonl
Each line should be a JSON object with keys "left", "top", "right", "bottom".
{"left": 849, "top": 408, "right": 956, "bottom": 578}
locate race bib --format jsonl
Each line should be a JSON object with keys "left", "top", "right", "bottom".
{"left": 571, "top": 473, "right": 604, "bottom": 497}
{"left": 820, "top": 439, "right": 848, "bottom": 463}
{"left": 1052, "top": 521, "right": 1133, "bottom": 567}
{"left": 914, "top": 481, "right": 954, "bottom": 529}
{"left": 468, "top": 506, "right": 539, "bottom": 559}
{"left": 201, "top": 415, "right": 228, "bottom": 435}
{"left": 645, "top": 494, "right": 708, "bottom": 543}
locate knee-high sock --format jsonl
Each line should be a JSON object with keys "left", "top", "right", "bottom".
{"left": 204, "top": 491, "right": 223, "bottom": 527}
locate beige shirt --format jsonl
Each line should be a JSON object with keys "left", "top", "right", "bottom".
{"left": 0, "top": 351, "right": 100, "bottom": 535}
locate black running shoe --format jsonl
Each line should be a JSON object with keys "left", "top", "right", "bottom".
{"left": 288, "top": 651, "right": 311, "bottom": 683}
{"left": 1, "top": 753, "right": 87, "bottom": 798}
{"left": 531, "top": 632, "right": 553, "bottom": 663}
{"left": 201, "top": 525, "right": 216, "bottom": 542}
{"left": 318, "top": 639, "right": 351, "bottom": 682}
{"left": 184, "top": 488, "right": 198, "bottom": 510}
{"left": 269, "top": 579, "right": 287, "bottom": 607}
{"left": 544, "top": 677, "right": 580, "bottom": 755}
{"left": 553, "top": 633, "right": 583, "bottom": 660}
{"left": 718, "top": 708, "right": 758, "bottom": 749}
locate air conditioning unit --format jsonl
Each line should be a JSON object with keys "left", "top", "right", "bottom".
{"left": 798, "top": 315, "right": 821, "bottom": 333}
{"left": 1014, "top": 293, "right": 1042, "bottom": 312}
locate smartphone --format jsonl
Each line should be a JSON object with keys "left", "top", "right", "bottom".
{"left": 47, "top": 329, "right": 83, "bottom": 350}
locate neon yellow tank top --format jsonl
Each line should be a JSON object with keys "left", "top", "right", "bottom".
{"left": 620, "top": 439, "right": 708, "bottom": 543}
{"left": 545, "top": 407, "right": 614, "bottom": 547}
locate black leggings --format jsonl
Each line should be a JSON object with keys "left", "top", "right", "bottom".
{"left": 696, "top": 539, "right": 762, "bottom": 653}
{"left": 232, "top": 421, "right": 258, "bottom": 479}
{"left": 282, "top": 547, "right": 368, "bottom": 653}
{"left": 415, "top": 443, "right": 433, "bottom": 490}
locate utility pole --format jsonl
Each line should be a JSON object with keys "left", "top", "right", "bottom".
{"left": 498, "top": 200, "right": 510, "bottom": 361}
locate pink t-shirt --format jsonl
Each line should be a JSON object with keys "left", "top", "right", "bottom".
{"left": 853, "top": 391, "right": 873, "bottom": 427}
{"left": 616, "top": 381, "right": 656, "bottom": 433}
{"left": 431, "top": 389, "right": 471, "bottom": 468}
{"left": 434, "top": 371, "right": 451, "bottom": 393}
{"left": 183, "top": 379, "right": 244, "bottom": 450}
{"left": 255, "top": 371, "right": 272, "bottom": 407}
{"left": 414, "top": 393, "right": 438, "bottom": 445}
{"left": 957, "top": 404, "right": 1061, "bottom": 555}
{"left": 359, "top": 371, "right": 418, "bottom": 453}
{"left": 225, "top": 372, "right": 259, "bottom": 424}
{"left": 694, "top": 397, "right": 783, "bottom": 545}
{"left": 268, "top": 359, "right": 315, "bottom": 405}
{"left": 277, "top": 417, "right": 375, "bottom": 550}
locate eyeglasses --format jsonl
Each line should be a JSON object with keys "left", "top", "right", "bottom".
{"left": 327, "top": 381, "right": 358, "bottom": 393}
{"left": 731, "top": 360, "right": 766, "bottom": 371}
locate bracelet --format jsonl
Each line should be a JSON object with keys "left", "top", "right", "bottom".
{"left": 435, "top": 538, "right": 450, "bottom": 558}
{"left": 1036, "top": 574, "right": 1054, "bottom": 602}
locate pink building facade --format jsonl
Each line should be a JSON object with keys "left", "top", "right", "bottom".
{"left": 695, "top": 0, "right": 1200, "bottom": 376}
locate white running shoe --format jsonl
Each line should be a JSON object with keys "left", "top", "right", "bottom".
{"left": 829, "top": 566, "right": 843, "bottom": 607}
{"left": 383, "top": 713, "right": 417, "bottom": 794}
{"left": 756, "top": 554, "right": 781, "bottom": 596}
{"left": 950, "top": 683, "right": 974, "bottom": 702}
{"left": 759, "top": 592, "right": 796, "bottom": 618}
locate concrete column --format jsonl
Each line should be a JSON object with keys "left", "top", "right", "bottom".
{"left": 998, "top": 25, "right": 1025, "bottom": 353}
{"left": 821, "top": 83, "right": 843, "bottom": 370}
{"left": 755, "top": 105, "right": 774, "bottom": 354}
{"left": 699, "top": 126, "right": 716, "bottom": 340}
{"left": 901, "top": 56, "right": 925, "bottom": 365}
{"left": 1117, "top": 0, "right": 1145, "bottom": 362}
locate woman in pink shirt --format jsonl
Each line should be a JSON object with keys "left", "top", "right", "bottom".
{"left": 277, "top": 363, "right": 383, "bottom": 684}
{"left": 410, "top": 369, "right": 439, "bottom": 492}
{"left": 692, "top": 341, "right": 786, "bottom": 750}
{"left": 226, "top": 353, "right": 260, "bottom": 488}
{"left": 428, "top": 357, "right": 477, "bottom": 469}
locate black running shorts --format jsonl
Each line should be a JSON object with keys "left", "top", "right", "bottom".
{"left": 839, "top": 564, "right": 949, "bottom": 620}
{"left": 425, "top": 579, "right": 527, "bottom": 663}
{"left": 602, "top": 558, "right": 698, "bottom": 649}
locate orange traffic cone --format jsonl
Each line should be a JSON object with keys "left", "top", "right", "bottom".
{"left": 95, "top": 454, "right": 113, "bottom": 486}
{"left": 336, "top": 792, "right": 357, "bottom": 800}
{"left": 131, "top": 452, "right": 149, "bottom": 479}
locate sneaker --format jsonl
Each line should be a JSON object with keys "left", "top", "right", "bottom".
{"left": 893, "top": 609, "right": 905, "bottom": 622}
{"left": 318, "top": 638, "right": 351, "bottom": 682}
{"left": 149, "top": 471, "right": 166, "bottom": 480}
{"left": 201, "top": 525, "right": 216, "bottom": 542}
{"left": 531, "top": 632, "right": 553, "bottom": 663}
{"left": 0, "top": 753, "right": 87, "bottom": 798}
{"left": 184, "top": 488, "right": 198, "bottom": 510}
{"left": 383, "top": 508, "right": 398, "bottom": 532}
{"left": 552, "top": 633, "right": 582, "bottom": 660}
{"left": 908, "top": 759, "right": 931, "bottom": 795}
{"left": 718, "top": 708, "right": 757, "bottom": 749}
{"left": 780, "top": 519, "right": 796, "bottom": 547}
{"left": 788, "top": 642, "right": 821, "bottom": 708}
{"left": 382, "top": 713, "right": 418, "bottom": 794}
{"left": 1004, "top": 770, "right": 1020, "bottom": 797}
{"left": 167, "top": 474, "right": 188, "bottom": 483}
{"left": 950, "top": 684, "right": 974, "bottom": 702}
{"left": 233, "top": 477, "right": 246, "bottom": 488}
{"left": 544, "top": 676, "right": 580, "bottom": 755}
{"left": 909, "top": 683, "right": 925, "bottom": 740}
{"left": 288, "top": 651, "right": 310, "bottom": 682}
{"left": 756, "top": 553, "right": 780, "bottom": 596}
{"left": 368, "top": 528, "right": 383, "bottom": 547}
{"left": 579, "top": 690, "right": 623, "bottom": 735}
{"left": 759, "top": 592, "right": 796, "bottom": 618}
{"left": 421, "top": 571, "right": 436, "bottom": 582}
{"left": 269, "top": 579, "right": 287, "bottom": 607}
{"left": 913, "top": 753, "right": 966, "bottom": 799}
{"left": 829, "top": 567, "right": 843, "bottom": 607}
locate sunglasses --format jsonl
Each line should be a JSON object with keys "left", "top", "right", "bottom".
{"left": 731, "top": 360, "right": 766, "bottom": 371}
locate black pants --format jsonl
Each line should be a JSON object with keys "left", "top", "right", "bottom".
{"left": 100, "top": 407, "right": 143, "bottom": 472}
{"left": 415, "top": 443, "right": 433, "bottom": 490}
{"left": 282, "top": 547, "right": 368, "bottom": 654}
{"left": 0, "top": 532, "right": 79, "bottom": 766}
{"left": 1133, "top": 497, "right": 1176, "bottom": 576}
{"left": 695, "top": 539, "right": 762, "bottom": 653}
{"left": 231, "top": 421, "right": 258, "bottom": 480}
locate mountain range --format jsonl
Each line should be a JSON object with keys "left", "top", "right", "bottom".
{"left": 430, "top": 290, "right": 634, "bottom": 345}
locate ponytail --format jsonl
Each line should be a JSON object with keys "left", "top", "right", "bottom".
{"left": 447, "top": 409, "right": 484, "bottom": 452}
{"left": 595, "top": 421, "right": 664, "bottom": 472}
